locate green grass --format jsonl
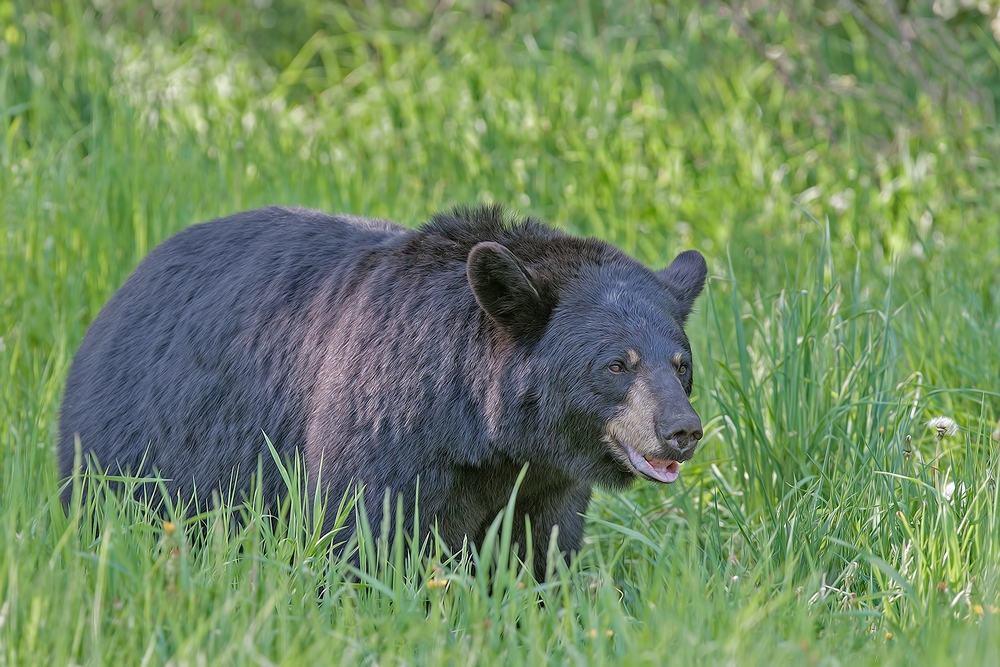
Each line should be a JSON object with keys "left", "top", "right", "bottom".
{"left": 3, "top": 1, "right": 1000, "bottom": 664}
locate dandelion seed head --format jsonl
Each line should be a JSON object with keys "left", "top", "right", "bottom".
{"left": 926, "top": 416, "right": 958, "bottom": 439}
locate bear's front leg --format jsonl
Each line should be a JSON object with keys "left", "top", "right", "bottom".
{"left": 514, "top": 483, "right": 592, "bottom": 582}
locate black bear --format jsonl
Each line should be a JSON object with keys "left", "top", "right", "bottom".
{"left": 59, "top": 205, "right": 707, "bottom": 580}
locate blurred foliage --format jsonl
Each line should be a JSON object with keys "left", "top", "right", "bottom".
{"left": 3, "top": 1, "right": 999, "bottom": 284}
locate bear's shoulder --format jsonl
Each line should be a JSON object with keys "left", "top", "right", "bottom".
{"left": 409, "top": 204, "right": 624, "bottom": 276}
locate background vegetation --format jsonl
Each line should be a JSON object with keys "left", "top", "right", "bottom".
{"left": 2, "top": 0, "right": 999, "bottom": 664}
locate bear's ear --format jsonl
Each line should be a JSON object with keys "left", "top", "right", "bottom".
{"left": 467, "top": 241, "right": 551, "bottom": 335}
{"left": 655, "top": 249, "right": 707, "bottom": 323}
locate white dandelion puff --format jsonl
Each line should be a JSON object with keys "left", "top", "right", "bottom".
{"left": 927, "top": 416, "right": 958, "bottom": 440}
{"left": 942, "top": 481, "right": 966, "bottom": 502}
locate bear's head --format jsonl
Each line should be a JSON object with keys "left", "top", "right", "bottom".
{"left": 467, "top": 237, "right": 708, "bottom": 489}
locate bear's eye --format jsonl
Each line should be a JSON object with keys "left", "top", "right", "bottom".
{"left": 608, "top": 361, "right": 626, "bottom": 374}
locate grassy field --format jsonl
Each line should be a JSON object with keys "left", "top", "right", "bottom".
{"left": 3, "top": 0, "right": 1000, "bottom": 664}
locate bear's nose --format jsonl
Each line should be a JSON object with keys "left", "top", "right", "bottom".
{"left": 655, "top": 415, "right": 703, "bottom": 454}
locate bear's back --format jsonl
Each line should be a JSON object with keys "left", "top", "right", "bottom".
{"left": 58, "top": 207, "right": 409, "bottom": 501}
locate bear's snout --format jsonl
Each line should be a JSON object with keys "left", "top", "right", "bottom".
{"left": 603, "top": 373, "right": 704, "bottom": 484}
{"left": 654, "top": 412, "right": 703, "bottom": 461}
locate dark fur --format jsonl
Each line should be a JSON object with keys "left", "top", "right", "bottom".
{"left": 59, "top": 205, "right": 707, "bottom": 580}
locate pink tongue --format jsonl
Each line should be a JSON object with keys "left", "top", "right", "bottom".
{"left": 625, "top": 447, "right": 680, "bottom": 484}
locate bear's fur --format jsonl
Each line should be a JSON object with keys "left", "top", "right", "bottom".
{"left": 59, "top": 205, "right": 707, "bottom": 579}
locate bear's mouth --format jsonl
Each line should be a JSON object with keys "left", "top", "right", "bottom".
{"left": 621, "top": 444, "right": 680, "bottom": 484}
